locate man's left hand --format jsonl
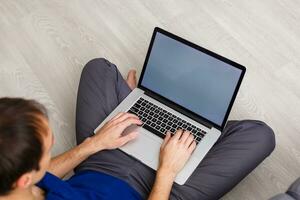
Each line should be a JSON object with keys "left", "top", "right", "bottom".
{"left": 89, "top": 112, "right": 142, "bottom": 153}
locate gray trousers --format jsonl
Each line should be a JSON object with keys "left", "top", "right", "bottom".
{"left": 74, "top": 58, "right": 276, "bottom": 200}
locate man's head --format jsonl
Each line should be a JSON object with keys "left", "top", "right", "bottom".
{"left": 0, "top": 98, "right": 53, "bottom": 196}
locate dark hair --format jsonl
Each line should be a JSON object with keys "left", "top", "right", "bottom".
{"left": 0, "top": 97, "right": 48, "bottom": 195}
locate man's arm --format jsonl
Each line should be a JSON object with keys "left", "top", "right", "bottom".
{"left": 47, "top": 137, "right": 99, "bottom": 178}
{"left": 148, "top": 130, "right": 196, "bottom": 200}
{"left": 48, "top": 112, "right": 142, "bottom": 178}
{"left": 148, "top": 169, "right": 175, "bottom": 200}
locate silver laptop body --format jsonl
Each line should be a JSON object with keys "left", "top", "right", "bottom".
{"left": 95, "top": 27, "right": 246, "bottom": 185}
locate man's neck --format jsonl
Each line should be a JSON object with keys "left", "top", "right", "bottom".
{"left": 0, "top": 186, "right": 44, "bottom": 200}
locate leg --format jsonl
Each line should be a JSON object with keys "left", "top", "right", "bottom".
{"left": 171, "top": 120, "right": 276, "bottom": 200}
{"left": 75, "top": 58, "right": 131, "bottom": 144}
{"left": 74, "top": 58, "right": 155, "bottom": 199}
{"left": 74, "top": 57, "right": 136, "bottom": 178}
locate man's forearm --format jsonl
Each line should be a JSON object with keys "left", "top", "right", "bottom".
{"left": 48, "top": 137, "right": 102, "bottom": 178}
{"left": 148, "top": 169, "right": 176, "bottom": 200}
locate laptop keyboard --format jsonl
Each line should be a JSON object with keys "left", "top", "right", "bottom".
{"left": 127, "top": 97, "right": 207, "bottom": 144}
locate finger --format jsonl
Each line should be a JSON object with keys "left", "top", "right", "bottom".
{"left": 188, "top": 141, "right": 197, "bottom": 154}
{"left": 118, "top": 117, "right": 143, "bottom": 130}
{"left": 161, "top": 131, "right": 171, "bottom": 149}
{"left": 179, "top": 130, "right": 190, "bottom": 143}
{"left": 114, "top": 112, "right": 140, "bottom": 123}
{"left": 173, "top": 129, "right": 184, "bottom": 141}
{"left": 118, "top": 131, "right": 139, "bottom": 146}
{"left": 110, "top": 112, "right": 126, "bottom": 121}
{"left": 184, "top": 134, "right": 194, "bottom": 147}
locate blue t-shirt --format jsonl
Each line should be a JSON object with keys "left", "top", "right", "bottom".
{"left": 37, "top": 170, "right": 142, "bottom": 200}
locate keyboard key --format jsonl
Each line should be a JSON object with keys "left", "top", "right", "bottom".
{"left": 134, "top": 104, "right": 141, "bottom": 108}
{"left": 170, "top": 128, "right": 176, "bottom": 133}
{"left": 187, "top": 127, "right": 192, "bottom": 131}
{"left": 128, "top": 110, "right": 136, "bottom": 116}
{"left": 130, "top": 107, "right": 139, "bottom": 113}
{"left": 196, "top": 132, "right": 204, "bottom": 137}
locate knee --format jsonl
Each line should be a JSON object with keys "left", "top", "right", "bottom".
{"left": 81, "top": 58, "right": 114, "bottom": 76}
{"left": 246, "top": 120, "right": 276, "bottom": 156}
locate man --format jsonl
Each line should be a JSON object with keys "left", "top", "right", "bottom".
{"left": 0, "top": 58, "right": 275, "bottom": 200}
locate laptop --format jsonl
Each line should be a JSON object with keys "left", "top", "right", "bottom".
{"left": 94, "top": 27, "right": 246, "bottom": 185}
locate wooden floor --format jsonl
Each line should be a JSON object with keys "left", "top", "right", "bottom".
{"left": 1, "top": 0, "right": 299, "bottom": 199}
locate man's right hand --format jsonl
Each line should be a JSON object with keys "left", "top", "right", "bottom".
{"left": 158, "top": 129, "right": 197, "bottom": 178}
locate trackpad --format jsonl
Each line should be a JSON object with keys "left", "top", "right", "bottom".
{"left": 120, "top": 126, "right": 161, "bottom": 167}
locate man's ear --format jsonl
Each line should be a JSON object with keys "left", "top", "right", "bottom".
{"left": 15, "top": 172, "right": 33, "bottom": 189}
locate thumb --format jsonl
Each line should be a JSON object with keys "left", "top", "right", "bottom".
{"left": 118, "top": 131, "right": 139, "bottom": 147}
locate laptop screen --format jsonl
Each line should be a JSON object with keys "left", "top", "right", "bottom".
{"left": 140, "top": 31, "right": 243, "bottom": 127}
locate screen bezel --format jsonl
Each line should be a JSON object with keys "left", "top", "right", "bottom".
{"left": 138, "top": 27, "right": 246, "bottom": 131}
